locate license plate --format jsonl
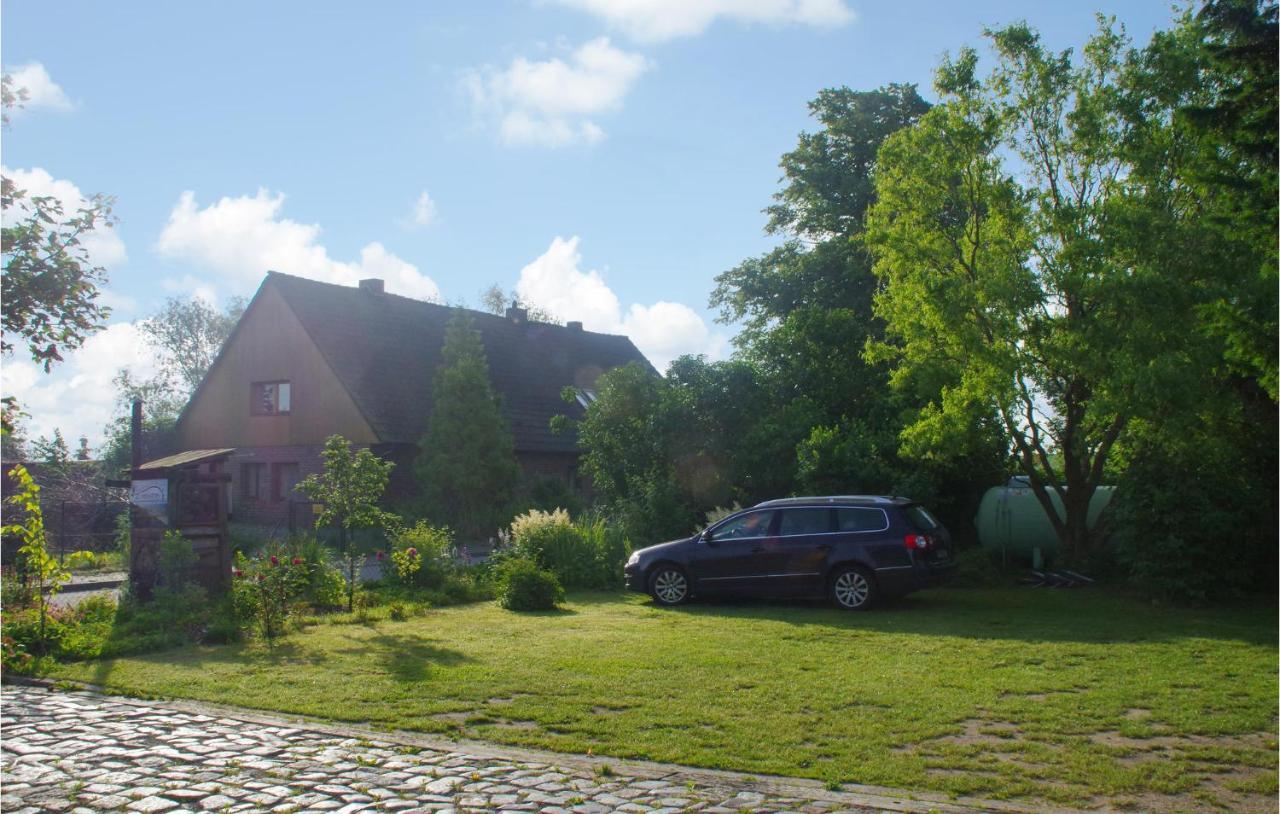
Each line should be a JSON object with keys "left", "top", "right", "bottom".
{"left": 934, "top": 550, "right": 949, "bottom": 560}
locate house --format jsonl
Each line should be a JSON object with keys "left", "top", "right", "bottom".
{"left": 174, "top": 272, "right": 654, "bottom": 528}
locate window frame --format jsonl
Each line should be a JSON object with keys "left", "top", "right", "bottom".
{"left": 707, "top": 509, "right": 778, "bottom": 542}
{"left": 834, "top": 507, "right": 891, "bottom": 534}
{"left": 778, "top": 507, "right": 835, "bottom": 538}
{"left": 250, "top": 380, "right": 292, "bottom": 416}
{"left": 240, "top": 462, "right": 269, "bottom": 501}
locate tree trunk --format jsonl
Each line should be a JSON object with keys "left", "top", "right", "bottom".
{"left": 341, "top": 525, "right": 353, "bottom": 612}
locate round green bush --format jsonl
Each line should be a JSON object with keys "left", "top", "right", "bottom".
{"left": 496, "top": 557, "right": 564, "bottom": 611}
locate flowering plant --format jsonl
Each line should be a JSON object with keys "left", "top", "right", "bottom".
{"left": 231, "top": 551, "right": 309, "bottom": 639}
{"left": 387, "top": 522, "right": 454, "bottom": 588}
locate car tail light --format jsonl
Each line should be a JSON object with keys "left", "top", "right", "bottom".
{"left": 904, "top": 534, "right": 933, "bottom": 550}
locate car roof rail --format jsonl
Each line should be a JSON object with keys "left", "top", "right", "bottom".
{"left": 751, "top": 495, "right": 907, "bottom": 508}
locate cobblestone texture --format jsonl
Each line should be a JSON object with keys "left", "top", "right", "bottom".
{"left": 1, "top": 685, "right": 989, "bottom": 813}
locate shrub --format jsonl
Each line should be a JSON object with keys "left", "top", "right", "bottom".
{"left": 496, "top": 557, "right": 564, "bottom": 611}
{"left": 506, "top": 509, "right": 631, "bottom": 590}
{"left": 279, "top": 536, "right": 347, "bottom": 608}
{"left": 576, "top": 515, "right": 631, "bottom": 589}
{"left": 388, "top": 522, "right": 455, "bottom": 590}
{"left": 157, "top": 530, "right": 199, "bottom": 590}
{"left": 231, "top": 551, "right": 309, "bottom": 639}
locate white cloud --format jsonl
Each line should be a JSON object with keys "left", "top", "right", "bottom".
{"left": 4, "top": 62, "right": 73, "bottom": 112}
{"left": 465, "top": 37, "right": 649, "bottom": 147}
{"left": 155, "top": 189, "right": 441, "bottom": 302}
{"left": 551, "top": 0, "right": 854, "bottom": 41}
{"left": 515, "top": 236, "right": 725, "bottom": 370}
{"left": 401, "top": 191, "right": 438, "bottom": 229}
{"left": 5, "top": 321, "right": 161, "bottom": 450}
{"left": 1, "top": 166, "right": 127, "bottom": 268}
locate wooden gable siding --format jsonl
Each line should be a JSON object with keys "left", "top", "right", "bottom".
{"left": 176, "top": 283, "right": 378, "bottom": 449}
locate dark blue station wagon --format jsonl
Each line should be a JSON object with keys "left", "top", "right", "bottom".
{"left": 623, "top": 496, "right": 955, "bottom": 610}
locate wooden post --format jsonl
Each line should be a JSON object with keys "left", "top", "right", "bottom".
{"left": 130, "top": 399, "right": 143, "bottom": 471}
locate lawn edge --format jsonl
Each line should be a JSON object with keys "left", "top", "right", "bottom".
{"left": 4, "top": 675, "right": 1083, "bottom": 814}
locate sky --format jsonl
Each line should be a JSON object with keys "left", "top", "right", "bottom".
{"left": 2, "top": 0, "right": 1179, "bottom": 449}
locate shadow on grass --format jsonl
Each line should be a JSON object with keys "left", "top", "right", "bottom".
{"left": 328, "top": 630, "right": 473, "bottom": 683}
{"left": 598, "top": 586, "right": 1276, "bottom": 647}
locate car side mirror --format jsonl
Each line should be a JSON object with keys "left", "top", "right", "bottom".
{"left": 700, "top": 530, "right": 715, "bottom": 545}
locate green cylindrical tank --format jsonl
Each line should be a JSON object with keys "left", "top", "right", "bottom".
{"left": 975, "top": 477, "right": 1114, "bottom": 562}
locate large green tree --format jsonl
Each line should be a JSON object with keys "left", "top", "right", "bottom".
{"left": 415, "top": 313, "right": 519, "bottom": 541}
{"left": 864, "top": 18, "right": 1271, "bottom": 563}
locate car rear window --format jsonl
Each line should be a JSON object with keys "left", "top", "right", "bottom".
{"left": 904, "top": 505, "right": 940, "bottom": 531}
{"left": 836, "top": 507, "right": 889, "bottom": 532}
{"left": 779, "top": 508, "right": 832, "bottom": 536}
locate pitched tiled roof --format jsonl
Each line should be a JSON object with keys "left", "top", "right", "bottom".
{"left": 267, "top": 272, "right": 655, "bottom": 452}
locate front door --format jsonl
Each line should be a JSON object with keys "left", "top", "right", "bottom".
{"left": 691, "top": 509, "right": 778, "bottom": 594}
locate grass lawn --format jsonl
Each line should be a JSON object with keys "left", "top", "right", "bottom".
{"left": 45, "top": 587, "right": 1277, "bottom": 811}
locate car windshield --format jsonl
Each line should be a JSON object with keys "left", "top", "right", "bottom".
{"left": 904, "top": 505, "right": 940, "bottom": 531}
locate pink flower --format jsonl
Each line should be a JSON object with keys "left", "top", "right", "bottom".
{"left": 406, "top": 548, "right": 418, "bottom": 557}
{"left": 233, "top": 568, "right": 244, "bottom": 578}
{"left": 291, "top": 557, "right": 303, "bottom": 566}
{"left": 376, "top": 550, "right": 385, "bottom": 561}
{"left": 269, "top": 555, "right": 279, "bottom": 566}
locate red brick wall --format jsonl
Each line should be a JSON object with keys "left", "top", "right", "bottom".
{"left": 227, "top": 445, "right": 330, "bottom": 530}
{"left": 228, "top": 444, "right": 589, "bottom": 532}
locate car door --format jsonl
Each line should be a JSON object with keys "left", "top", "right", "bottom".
{"left": 691, "top": 509, "right": 779, "bottom": 594}
{"left": 773, "top": 507, "right": 835, "bottom": 596}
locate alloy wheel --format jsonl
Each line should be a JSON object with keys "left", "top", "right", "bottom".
{"left": 652, "top": 569, "right": 688, "bottom": 604}
{"left": 833, "top": 569, "right": 870, "bottom": 609}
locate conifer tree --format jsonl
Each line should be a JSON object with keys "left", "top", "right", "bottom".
{"left": 415, "top": 314, "right": 519, "bottom": 541}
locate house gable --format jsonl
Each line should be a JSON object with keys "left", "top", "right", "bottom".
{"left": 266, "top": 272, "right": 655, "bottom": 453}
{"left": 175, "top": 282, "right": 378, "bottom": 450}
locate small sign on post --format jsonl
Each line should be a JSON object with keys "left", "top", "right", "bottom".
{"left": 131, "top": 479, "right": 168, "bottom": 509}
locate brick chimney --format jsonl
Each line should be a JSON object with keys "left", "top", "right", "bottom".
{"left": 358, "top": 278, "right": 385, "bottom": 294}
{"left": 566, "top": 321, "right": 583, "bottom": 331}
{"left": 506, "top": 304, "right": 527, "bottom": 324}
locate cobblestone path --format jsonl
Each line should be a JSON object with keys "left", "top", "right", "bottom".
{"left": 1, "top": 685, "right": 997, "bottom": 814}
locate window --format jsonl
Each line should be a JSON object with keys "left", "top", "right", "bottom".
{"left": 836, "top": 507, "right": 889, "bottom": 533}
{"left": 251, "top": 381, "right": 291, "bottom": 415}
{"left": 711, "top": 510, "right": 776, "bottom": 540}
{"left": 904, "top": 505, "right": 940, "bottom": 532}
{"left": 779, "top": 508, "right": 832, "bottom": 537}
{"left": 240, "top": 463, "right": 268, "bottom": 501}
{"left": 272, "top": 462, "right": 301, "bottom": 502}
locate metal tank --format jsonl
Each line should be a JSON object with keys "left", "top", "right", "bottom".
{"left": 975, "top": 476, "right": 1114, "bottom": 564}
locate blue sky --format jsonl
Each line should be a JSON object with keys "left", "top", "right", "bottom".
{"left": 3, "top": 0, "right": 1178, "bottom": 447}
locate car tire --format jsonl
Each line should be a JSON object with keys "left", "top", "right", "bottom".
{"left": 830, "top": 565, "right": 877, "bottom": 611}
{"left": 648, "top": 564, "right": 690, "bottom": 606}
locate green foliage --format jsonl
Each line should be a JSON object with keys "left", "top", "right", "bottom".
{"left": 276, "top": 535, "right": 348, "bottom": 609}
{"left": 415, "top": 313, "right": 519, "bottom": 541}
{"left": 297, "top": 434, "right": 396, "bottom": 611}
{"left": 2, "top": 463, "right": 72, "bottom": 652}
{"left": 503, "top": 509, "right": 631, "bottom": 590}
{"left": 156, "top": 530, "right": 198, "bottom": 591}
{"left": 516, "top": 474, "right": 585, "bottom": 517}
{"left": 1164, "top": 1, "right": 1278, "bottom": 398}
{"left": 387, "top": 521, "right": 455, "bottom": 590}
{"left": 1, "top": 178, "right": 114, "bottom": 371}
{"left": 231, "top": 551, "right": 310, "bottom": 640}
{"left": 494, "top": 557, "right": 564, "bottom": 611}
{"left": 1110, "top": 394, "right": 1277, "bottom": 601}
{"left": 862, "top": 19, "right": 1275, "bottom": 562}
